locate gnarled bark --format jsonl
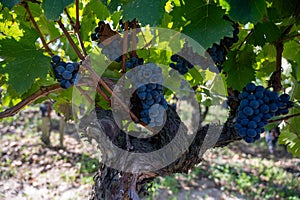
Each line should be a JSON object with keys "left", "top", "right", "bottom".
{"left": 82, "top": 96, "right": 240, "bottom": 200}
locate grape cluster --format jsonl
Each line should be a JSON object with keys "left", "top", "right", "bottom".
{"left": 207, "top": 16, "right": 239, "bottom": 72}
{"left": 125, "top": 57, "right": 144, "bottom": 69}
{"left": 51, "top": 55, "right": 80, "bottom": 89}
{"left": 91, "top": 21, "right": 123, "bottom": 62}
{"left": 235, "top": 83, "right": 294, "bottom": 143}
{"left": 169, "top": 43, "right": 203, "bottom": 75}
{"left": 127, "top": 63, "right": 168, "bottom": 127}
{"left": 97, "top": 40, "right": 123, "bottom": 62}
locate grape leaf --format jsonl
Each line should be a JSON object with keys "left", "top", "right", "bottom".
{"left": 269, "top": 0, "right": 299, "bottom": 19}
{"left": 0, "top": 0, "right": 20, "bottom": 9}
{"left": 38, "top": 16, "right": 60, "bottom": 40}
{"left": 102, "top": 0, "right": 121, "bottom": 13}
{"left": 223, "top": 45, "right": 256, "bottom": 91}
{"left": 283, "top": 41, "right": 300, "bottom": 69}
{"left": 247, "top": 22, "right": 281, "bottom": 46}
{"left": 122, "top": 0, "right": 167, "bottom": 25}
{"left": 80, "top": 0, "right": 110, "bottom": 41}
{"left": 227, "top": 0, "right": 266, "bottom": 23}
{"left": 171, "top": 1, "right": 233, "bottom": 49}
{"left": 42, "top": 0, "right": 74, "bottom": 20}
{"left": 0, "top": 29, "right": 50, "bottom": 94}
{"left": 279, "top": 110, "right": 300, "bottom": 158}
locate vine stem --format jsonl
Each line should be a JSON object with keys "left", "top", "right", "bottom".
{"left": 279, "top": 33, "right": 300, "bottom": 42}
{"left": 76, "top": 86, "right": 94, "bottom": 104}
{"left": 57, "top": 18, "right": 85, "bottom": 60}
{"left": 40, "top": 32, "right": 73, "bottom": 50}
{"left": 64, "top": 6, "right": 87, "bottom": 56}
{"left": 268, "top": 112, "right": 300, "bottom": 124}
{"left": 82, "top": 56, "right": 140, "bottom": 123}
{"left": 0, "top": 84, "right": 61, "bottom": 119}
{"left": 237, "top": 29, "right": 253, "bottom": 50}
{"left": 122, "top": 21, "right": 129, "bottom": 74}
{"left": 24, "top": 2, "right": 53, "bottom": 56}
{"left": 132, "top": 19, "right": 137, "bottom": 58}
{"left": 56, "top": 18, "right": 142, "bottom": 125}
{"left": 270, "top": 42, "right": 283, "bottom": 92}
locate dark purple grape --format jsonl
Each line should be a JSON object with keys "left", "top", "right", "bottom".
{"left": 52, "top": 55, "right": 60, "bottom": 64}
{"left": 62, "top": 71, "right": 72, "bottom": 80}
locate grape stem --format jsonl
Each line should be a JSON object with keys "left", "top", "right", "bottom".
{"left": 24, "top": 2, "right": 53, "bottom": 56}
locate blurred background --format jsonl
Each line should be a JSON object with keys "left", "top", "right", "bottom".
{"left": 0, "top": 104, "right": 299, "bottom": 200}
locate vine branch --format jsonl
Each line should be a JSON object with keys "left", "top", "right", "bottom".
{"left": 24, "top": 2, "right": 53, "bottom": 56}
{"left": 0, "top": 84, "right": 61, "bottom": 119}
{"left": 64, "top": 6, "right": 87, "bottom": 56}
{"left": 268, "top": 112, "right": 300, "bottom": 124}
{"left": 57, "top": 18, "right": 85, "bottom": 60}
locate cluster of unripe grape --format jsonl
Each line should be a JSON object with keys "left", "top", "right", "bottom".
{"left": 51, "top": 55, "right": 80, "bottom": 89}
{"left": 127, "top": 63, "right": 168, "bottom": 127}
{"left": 207, "top": 16, "right": 239, "bottom": 72}
{"left": 235, "top": 82, "right": 294, "bottom": 143}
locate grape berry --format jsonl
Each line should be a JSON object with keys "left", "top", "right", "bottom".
{"left": 235, "top": 83, "right": 294, "bottom": 143}
{"left": 51, "top": 55, "right": 80, "bottom": 89}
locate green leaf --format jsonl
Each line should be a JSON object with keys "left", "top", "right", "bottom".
{"left": 0, "top": 29, "right": 50, "bottom": 94}
{"left": 42, "top": 0, "right": 74, "bottom": 20}
{"left": 269, "top": 0, "right": 299, "bottom": 19}
{"left": 38, "top": 16, "right": 61, "bottom": 40}
{"left": 223, "top": 45, "right": 256, "bottom": 91}
{"left": 171, "top": 1, "right": 233, "bottom": 49}
{"left": 247, "top": 22, "right": 281, "bottom": 46}
{"left": 102, "top": 0, "right": 121, "bottom": 13}
{"left": 122, "top": 0, "right": 167, "bottom": 25}
{"left": 0, "top": 0, "right": 20, "bottom": 9}
{"left": 227, "top": 0, "right": 267, "bottom": 24}
{"left": 283, "top": 41, "right": 300, "bottom": 80}
{"left": 83, "top": 0, "right": 110, "bottom": 20}
{"left": 80, "top": 0, "right": 110, "bottom": 41}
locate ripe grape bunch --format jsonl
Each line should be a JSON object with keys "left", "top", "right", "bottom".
{"left": 91, "top": 21, "right": 123, "bottom": 62}
{"left": 125, "top": 57, "right": 144, "bottom": 69}
{"left": 126, "top": 63, "right": 168, "bottom": 127}
{"left": 235, "top": 82, "right": 294, "bottom": 143}
{"left": 206, "top": 16, "right": 239, "bottom": 72}
{"left": 51, "top": 55, "right": 80, "bottom": 89}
